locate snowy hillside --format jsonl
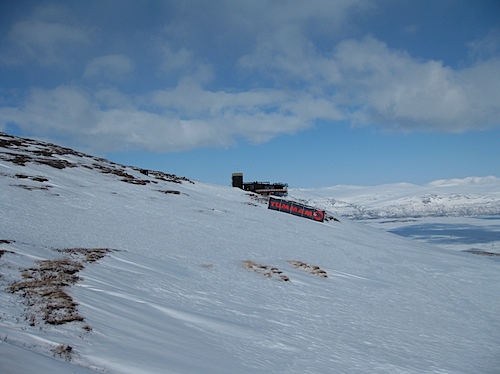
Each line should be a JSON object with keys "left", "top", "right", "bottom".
{"left": 289, "top": 177, "right": 500, "bottom": 219}
{"left": 1, "top": 132, "right": 500, "bottom": 373}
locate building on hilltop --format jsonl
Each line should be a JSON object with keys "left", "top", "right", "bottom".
{"left": 232, "top": 173, "right": 244, "bottom": 189}
{"left": 232, "top": 172, "right": 288, "bottom": 197}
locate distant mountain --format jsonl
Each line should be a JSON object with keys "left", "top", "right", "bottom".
{"left": 290, "top": 177, "right": 500, "bottom": 219}
{"left": 1, "top": 132, "right": 500, "bottom": 373}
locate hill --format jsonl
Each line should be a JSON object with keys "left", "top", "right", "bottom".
{"left": 289, "top": 177, "right": 500, "bottom": 219}
{"left": 1, "top": 132, "right": 499, "bottom": 373}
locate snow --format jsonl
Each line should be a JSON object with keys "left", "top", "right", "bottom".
{"left": 362, "top": 216, "right": 500, "bottom": 254}
{"left": 289, "top": 179, "right": 500, "bottom": 255}
{"left": 1, "top": 133, "right": 500, "bottom": 373}
{"left": 289, "top": 176, "right": 500, "bottom": 219}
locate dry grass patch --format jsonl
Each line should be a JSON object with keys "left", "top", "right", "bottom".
{"left": 288, "top": 260, "right": 328, "bottom": 278}
{"left": 14, "top": 174, "right": 49, "bottom": 183}
{"left": 157, "top": 189, "right": 181, "bottom": 195}
{"left": 149, "top": 170, "right": 194, "bottom": 184}
{"left": 52, "top": 344, "right": 74, "bottom": 361}
{"left": 57, "top": 247, "right": 111, "bottom": 263}
{"left": 242, "top": 260, "right": 290, "bottom": 282}
{"left": 13, "top": 184, "right": 52, "bottom": 191}
{"left": 8, "top": 248, "right": 111, "bottom": 326}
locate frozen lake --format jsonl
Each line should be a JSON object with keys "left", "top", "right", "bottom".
{"left": 363, "top": 216, "right": 500, "bottom": 255}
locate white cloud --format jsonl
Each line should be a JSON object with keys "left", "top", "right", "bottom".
{"left": 154, "top": 41, "right": 215, "bottom": 87}
{"left": 152, "top": 79, "right": 288, "bottom": 115}
{"left": 330, "top": 37, "right": 499, "bottom": 132}
{"left": 237, "top": 0, "right": 371, "bottom": 86}
{"left": 0, "top": 86, "right": 98, "bottom": 135}
{"left": 238, "top": 9, "right": 500, "bottom": 134}
{"left": 3, "top": 5, "right": 89, "bottom": 66}
{"left": 240, "top": 34, "right": 497, "bottom": 133}
{"left": 455, "top": 57, "right": 500, "bottom": 130}
{"left": 467, "top": 29, "right": 500, "bottom": 61}
{"left": 84, "top": 55, "right": 134, "bottom": 81}
{"left": 158, "top": 42, "right": 194, "bottom": 73}
{"left": 1, "top": 1, "right": 499, "bottom": 153}
{"left": 3, "top": 33, "right": 498, "bottom": 153}
{"left": 0, "top": 84, "right": 315, "bottom": 152}
{"left": 95, "top": 88, "right": 134, "bottom": 110}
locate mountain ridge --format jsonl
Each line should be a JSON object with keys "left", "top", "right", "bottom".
{"left": 289, "top": 176, "right": 500, "bottom": 220}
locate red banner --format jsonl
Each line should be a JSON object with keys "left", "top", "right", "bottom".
{"left": 268, "top": 197, "right": 325, "bottom": 222}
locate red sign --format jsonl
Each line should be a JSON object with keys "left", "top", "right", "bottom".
{"left": 268, "top": 197, "right": 325, "bottom": 222}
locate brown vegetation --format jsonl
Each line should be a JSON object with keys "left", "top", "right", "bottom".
{"left": 157, "top": 189, "right": 181, "bottom": 195}
{"left": 242, "top": 260, "right": 290, "bottom": 281}
{"left": 7, "top": 248, "right": 111, "bottom": 326}
{"left": 13, "top": 184, "right": 52, "bottom": 191}
{"left": 1, "top": 132, "right": 192, "bottom": 185}
{"left": 52, "top": 344, "right": 74, "bottom": 361}
{"left": 287, "top": 260, "right": 328, "bottom": 278}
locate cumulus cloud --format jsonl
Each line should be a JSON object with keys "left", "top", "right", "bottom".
{"left": 243, "top": 34, "right": 500, "bottom": 133}
{"left": 331, "top": 37, "right": 500, "bottom": 132}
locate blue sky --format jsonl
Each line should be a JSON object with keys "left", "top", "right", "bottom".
{"left": 1, "top": 1, "right": 499, "bottom": 188}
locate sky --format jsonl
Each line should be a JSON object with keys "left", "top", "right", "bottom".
{"left": 0, "top": 0, "right": 499, "bottom": 188}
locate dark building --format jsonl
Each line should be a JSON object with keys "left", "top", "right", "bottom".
{"left": 232, "top": 173, "right": 244, "bottom": 189}
{"left": 232, "top": 173, "right": 288, "bottom": 197}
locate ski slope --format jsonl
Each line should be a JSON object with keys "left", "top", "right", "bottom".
{"left": 1, "top": 133, "right": 499, "bottom": 373}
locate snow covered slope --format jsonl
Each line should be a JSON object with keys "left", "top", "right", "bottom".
{"left": 289, "top": 177, "right": 500, "bottom": 219}
{"left": 1, "top": 132, "right": 500, "bottom": 373}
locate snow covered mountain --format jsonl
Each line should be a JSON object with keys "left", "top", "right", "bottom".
{"left": 1, "top": 132, "right": 499, "bottom": 373}
{"left": 289, "top": 177, "right": 500, "bottom": 219}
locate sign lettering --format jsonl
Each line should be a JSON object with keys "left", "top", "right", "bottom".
{"left": 268, "top": 197, "right": 325, "bottom": 222}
